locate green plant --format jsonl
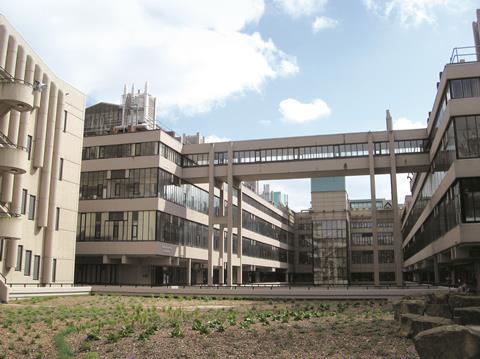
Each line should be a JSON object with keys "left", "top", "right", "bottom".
{"left": 170, "top": 323, "right": 184, "bottom": 338}
{"left": 54, "top": 326, "right": 76, "bottom": 359}
{"left": 192, "top": 319, "right": 210, "bottom": 335}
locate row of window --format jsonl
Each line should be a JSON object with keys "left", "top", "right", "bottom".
{"left": 242, "top": 194, "right": 290, "bottom": 226}
{"left": 80, "top": 168, "right": 217, "bottom": 216}
{"left": 351, "top": 250, "right": 395, "bottom": 264}
{"left": 242, "top": 210, "right": 294, "bottom": 245}
{"left": 82, "top": 141, "right": 183, "bottom": 166}
{"left": 76, "top": 211, "right": 291, "bottom": 262}
{"left": 0, "top": 241, "right": 55, "bottom": 282}
{"left": 404, "top": 182, "right": 462, "bottom": 260}
{"left": 184, "top": 138, "right": 427, "bottom": 168}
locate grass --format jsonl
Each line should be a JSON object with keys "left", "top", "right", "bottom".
{"left": 0, "top": 295, "right": 418, "bottom": 358}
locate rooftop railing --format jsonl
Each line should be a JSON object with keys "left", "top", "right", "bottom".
{"left": 450, "top": 45, "right": 480, "bottom": 64}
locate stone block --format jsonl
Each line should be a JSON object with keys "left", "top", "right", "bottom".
{"left": 414, "top": 325, "right": 480, "bottom": 359}
{"left": 449, "top": 295, "right": 480, "bottom": 309}
{"left": 400, "top": 314, "right": 453, "bottom": 338}
{"left": 454, "top": 307, "right": 480, "bottom": 325}
{"left": 425, "top": 303, "right": 452, "bottom": 319}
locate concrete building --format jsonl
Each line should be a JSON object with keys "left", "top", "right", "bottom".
{"left": 401, "top": 10, "right": 480, "bottom": 291}
{"left": 75, "top": 88, "right": 294, "bottom": 286}
{"left": 292, "top": 178, "right": 397, "bottom": 285}
{"left": 0, "top": 15, "right": 85, "bottom": 301}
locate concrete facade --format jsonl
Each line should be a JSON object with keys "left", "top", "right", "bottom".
{"left": 0, "top": 15, "right": 85, "bottom": 301}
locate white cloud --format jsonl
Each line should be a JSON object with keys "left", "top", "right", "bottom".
{"left": 279, "top": 98, "right": 331, "bottom": 123}
{"left": 312, "top": 16, "right": 338, "bottom": 32}
{"left": 0, "top": 0, "right": 298, "bottom": 117}
{"left": 362, "top": 0, "right": 466, "bottom": 26}
{"left": 393, "top": 117, "right": 425, "bottom": 129}
{"left": 204, "top": 134, "right": 231, "bottom": 143}
{"left": 274, "top": 0, "right": 328, "bottom": 18}
{"left": 259, "top": 119, "right": 272, "bottom": 126}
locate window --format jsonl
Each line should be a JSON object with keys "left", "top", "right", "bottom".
{"left": 16, "top": 245, "right": 23, "bottom": 271}
{"left": 33, "top": 256, "right": 40, "bottom": 280}
{"left": 59, "top": 158, "right": 64, "bottom": 180}
{"left": 52, "top": 259, "right": 57, "bottom": 282}
{"left": 63, "top": 110, "right": 68, "bottom": 132}
{"left": 380, "top": 272, "right": 395, "bottom": 282}
{"left": 55, "top": 207, "right": 60, "bottom": 231}
{"left": 24, "top": 250, "right": 32, "bottom": 276}
{"left": 0, "top": 238, "right": 3, "bottom": 261}
{"left": 351, "top": 250, "right": 373, "bottom": 264}
{"left": 27, "top": 135, "right": 32, "bottom": 160}
{"left": 21, "top": 189, "right": 27, "bottom": 215}
{"left": 28, "top": 195, "right": 36, "bottom": 220}
{"left": 379, "top": 250, "right": 395, "bottom": 264}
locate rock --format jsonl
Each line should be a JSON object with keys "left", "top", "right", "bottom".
{"left": 454, "top": 307, "right": 480, "bottom": 325}
{"left": 394, "top": 299, "right": 426, "bottom": 320}
{"left": 414, "top": 325, "right": 480, "bottom": 359}
{"left": 425, "top": 303, "right": 452, "bottom": 319}
{"left": 426, "top": 293, "right": 449, "bottom": 305}
{"left": 399, "top": 314, "right": 453, "bottom": 338}
{"left": 449, "top": 294, "right": 480, "bottom": 309}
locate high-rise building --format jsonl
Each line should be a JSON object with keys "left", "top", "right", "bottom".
{"left": 401, "top": 10, "right": 480, "bottom": 291}
{"left": 0, "top": 15, "right": 85, "bottom": 301}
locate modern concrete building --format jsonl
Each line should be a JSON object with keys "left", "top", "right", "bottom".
{"left": 292, "top": 177, "right": 397, "bottom": 286}
{"left": 0, "top": 15, "right": 85, "bottom": 301}
{"left": 75, "top": 88, "right": 294, "bottom": 286}
{"left": 401, "top": 10, "right": 480, "bottom": 291}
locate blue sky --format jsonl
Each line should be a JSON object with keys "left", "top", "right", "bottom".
{"left": 1, "top": 0, "right": 478, "bottom": 210}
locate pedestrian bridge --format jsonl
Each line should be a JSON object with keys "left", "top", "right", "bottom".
{"left": 181, "top": 127, "right": 430, "bottom": 183}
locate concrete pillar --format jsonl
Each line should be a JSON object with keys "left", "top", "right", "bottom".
{"left": 0, "top": 25, "right": 9, "bottom": 69}
{"left": 5, "top": 239, "right": 18, "bottom": 269}
{"left": 11, "top": 56, "right": 35, "bottom": 215}
{"left": 236, "top": 182, "right": 243, "bottom": 285}
{"left": 218, "top": 183, "right": 225, "bottom": 285}
{"left": 33, "top": 73, "right": 50, "bottom": 168}
{"left": 226, "top": 142, "right": 234, "bottom": 286}
{"left": 37, "top": 82, "right": 58, "bottom": 228}
{"left": 475, "top": 261, "right": 480, "bottom": 294}
{"left": 41, "top": 91, "right": 64, "bottom": 284}
{"left": 386, "top": 110, "right": 403, "bottom": 286}
{"left": 474, "top": 9, "right": 480, "bottom": 61}
{"left": 5, "top": 35, "right": 17, "bottom": 76}
{"left": 207, "top": 144, "right": 215, "bottom": 286}
{"left": 187, "top": 258, "right": 192, "bottom": 286}
{"left": 451, "top": 267, "right": 456, "bottom": 286}
{"left": 255, "top": 271, "right": 261, "bottom": 283}
{"left": 433, "top": 256, "right": 440, "bottom": 285}
{"left": 368, "top": 132, "right": 380, "bottom": 286}
{"left": 1, "top": 45, "right": 27, "bottom": 204}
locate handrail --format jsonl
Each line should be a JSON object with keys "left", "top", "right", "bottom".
{"left": 450, "top": 45, "right": 480, "bottom": 64}
{"left": 0, "top": 272, "right": 7, "bottom": 285}
{"left": 0, "top": 129, "right": 28, "bottom": 152}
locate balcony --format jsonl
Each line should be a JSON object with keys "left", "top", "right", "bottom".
{"left": 0, "top": 131, "right": 28, "bottom": 174}
{"left": 0, "top": 204, "right": 22, "bottom": 240}
{"left": 0, "top": 78, "right": 34, "bottom": 118}
{"left": 450, "top": 46, "right": 480, "bottom": 64}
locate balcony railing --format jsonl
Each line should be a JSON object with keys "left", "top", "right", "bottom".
{"left": 450, "top": 46, "right": 480, "bottom": 64}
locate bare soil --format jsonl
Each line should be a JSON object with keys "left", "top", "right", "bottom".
{"left": 0, "top": 294, "right": 418, "bottom": 358}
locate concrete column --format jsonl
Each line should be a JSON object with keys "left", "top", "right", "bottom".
{"left": 368, "top": 132, "right": 380, "bottom": 286}
{"left": 1, "top": 45, "right": 27, "bottom": 204}
{"left": 218, "top": 183, "right": 225, "bottom": 285}
{"left": 451, "top": 267, "right": 456, "bottom": 286}
{"left": 0, "top": 25, "right": 9, "bottom": 69}
{"left": 33, "top": 73, "right": 50, "bottom": 168}
{"left": 236, "top": 182, "right": 243, "bottom": 285}
{"left": 41, "top": 91, "right": 64, "bottom": 284}
{"left": 11, "top": 56, "right": 35, "bottom": 215}
{"left": 475, "top": 261, "right": 480, "bottom": 294}
{"left": 226, "top": 142, "right": 234, "bottom": 286}
{"left": 5, "top": 35, "right": 17, "bottom": 76}
{"left": 5, "top": 239, "right": 17, "bottom": 269}
{"left": 37, "top": 82, "right": 58, "bottom": 228}
{"left": 386, "top": 110, "right": 403, "bottom": 286}
{"left": 474, "top": 10, "right": 480, "bottom": 61}
{"left": 187, "top": 258, "right": 192, "bottom": 286}
{"left": 433, "top": 256, "right": 440, "bottom": 285}
{"left": 207, "top": 144, "right": 215, "bottom": 286}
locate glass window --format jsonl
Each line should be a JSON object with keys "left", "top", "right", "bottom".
{"left": 28, "top": 195, "right": 36, "bottom": 220}
{"left": 27, "top": 135, "right": 32, "bottom": 160}
{"left": 16, "top": 245, "right": 23, "bottom": 271}
{"left": 24, "top": 250, "right": 32, "bottom": 276}
{"left": 59, "top": 158, "right": 64, "bottom": 180}
{"left": 21, "top": 189, "right": 27, "bottom": 215}
{"left": 33, "top": 255, "right": 40, "bottom": 280}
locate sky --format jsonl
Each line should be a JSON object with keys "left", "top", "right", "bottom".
{"left": 1, "top": 0, "right": 478, "bottom": 211}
